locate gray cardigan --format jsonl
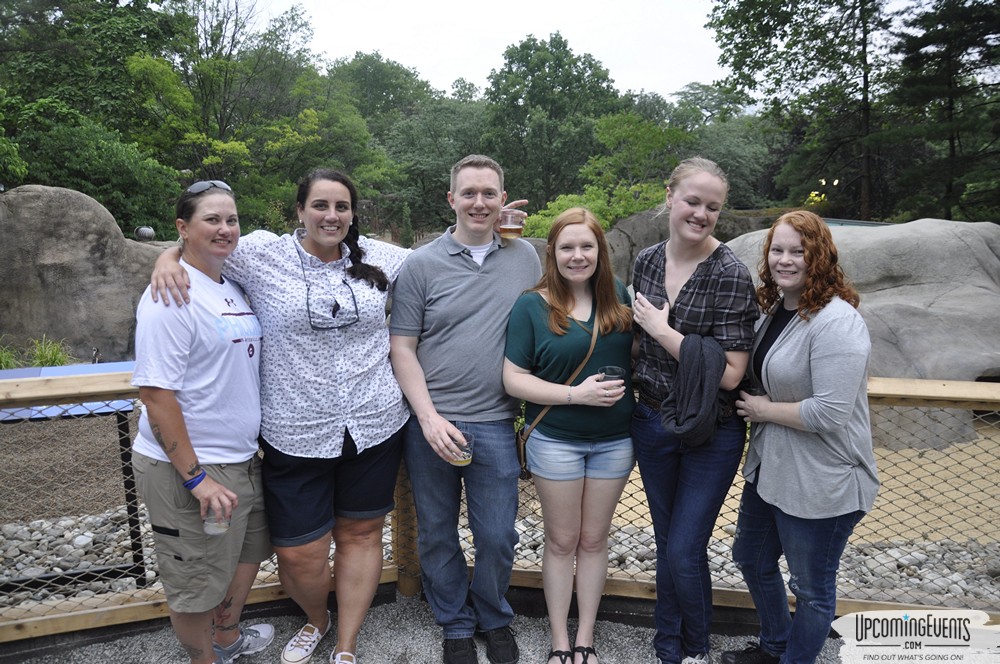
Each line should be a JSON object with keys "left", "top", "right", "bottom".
{"left": 743, "top": 297, "right": 880, "bottom": 519}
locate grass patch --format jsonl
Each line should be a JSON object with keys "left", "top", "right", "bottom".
{"left": 26, "top": 335, "right": 76, "bottom": 367}
{"left": 0, "top": 337, "right": 21, "bottom": 370}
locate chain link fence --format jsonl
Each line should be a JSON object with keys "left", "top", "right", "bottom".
{"left": 1, "top": 373, "right": 997, "bottom": 643}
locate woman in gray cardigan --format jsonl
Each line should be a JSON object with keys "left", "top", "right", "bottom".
{"left": 723, "top": 211, "right": 880, "bottom": 664}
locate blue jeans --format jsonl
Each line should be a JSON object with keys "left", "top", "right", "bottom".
{"left": 631, "top": 402, "right": 746, "bottom": 664}
{"left": 732, "top": 480, "right": 864, "bottom": 664}
{"left": 403, "top": 416, "right": 520, "bottom": 638}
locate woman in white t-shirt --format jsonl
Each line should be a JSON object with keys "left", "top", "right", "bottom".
{"left": 132, "top": 181, "right": 273, "bottom": 664}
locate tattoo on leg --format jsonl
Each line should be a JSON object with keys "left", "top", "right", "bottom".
{"left": 214, "top": 594, "right": 237, "bottom": 632}
{"left": 181, "top": 643, "right": 204, "bottom": 658}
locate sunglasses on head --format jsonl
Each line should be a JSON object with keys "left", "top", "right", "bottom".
{"left": 186, "top": 180, "right": 233, "bottom": 194}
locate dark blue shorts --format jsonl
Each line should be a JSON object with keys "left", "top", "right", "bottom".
{"left": 260, "top": 427, "right": 404, "bottom": 547}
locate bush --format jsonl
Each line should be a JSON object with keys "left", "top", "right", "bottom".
{"left": 26, "top": 336, "right": 76, "bottom": 367}
{"left": 0, "top": 337, "right": 20, "bottom": 370}
{"left": 525, "top": 183, "right": 663, "bottom": 239}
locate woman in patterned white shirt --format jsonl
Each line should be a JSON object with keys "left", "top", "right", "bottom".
{"left": 153, "top": 169, "right": 410, "bottom": 664}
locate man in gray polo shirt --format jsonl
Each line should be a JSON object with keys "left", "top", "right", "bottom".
{"left": 390, "top": 155, "right": 541, "bottom": 664}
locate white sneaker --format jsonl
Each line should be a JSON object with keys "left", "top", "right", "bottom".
{"left": 281, "top": 611, "right": 332, "bottom": 664}
{"left": 331, "top": 652, "right": 356, "bottom": 664}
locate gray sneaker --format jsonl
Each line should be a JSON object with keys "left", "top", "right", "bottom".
{"left": 214, "top": 623, "right": 276, "bottom": 662}
{"left": 682, "top": 654, "right": 712, "bottom": 664}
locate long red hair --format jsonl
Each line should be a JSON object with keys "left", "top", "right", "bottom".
{"left": 756, "top": 210, "right": 860, "bottom": 319}
{"left": 533, "top": 207, "right": 632, "bottom": 335}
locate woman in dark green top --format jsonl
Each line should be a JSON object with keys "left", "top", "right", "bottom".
{"left": 503, "top": 207, "right": 634, "bottom": 664}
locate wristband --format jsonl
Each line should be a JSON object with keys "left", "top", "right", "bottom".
{"left": 183, "top": 469, "right": 206, "bottom": 490}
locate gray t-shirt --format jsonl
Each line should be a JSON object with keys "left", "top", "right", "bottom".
{"left": 390, "top": 228, "right": 542, "bottom": 421}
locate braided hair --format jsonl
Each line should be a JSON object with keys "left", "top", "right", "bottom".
{"left": 296, "top": 168, "right": 389, "bottom": 291}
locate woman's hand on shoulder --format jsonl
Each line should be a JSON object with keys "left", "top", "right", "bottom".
{"left": 151, "top": 247, "right": 190, "bottom": 307}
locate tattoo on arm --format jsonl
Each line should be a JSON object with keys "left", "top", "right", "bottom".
{"left": 150, "top": 424, "right": 178, "bottom": 455}
{"left": 186, "top": 463, "right": 203, "bottom": 478}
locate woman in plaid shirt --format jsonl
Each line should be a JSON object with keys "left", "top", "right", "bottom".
{"left": 630, "top": 157, "right": 759, "bottom": 664}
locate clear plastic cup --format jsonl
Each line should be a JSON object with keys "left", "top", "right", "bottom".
{"left": 598, "top": 366, "right": 626, "bottom": 381}
{"left": 498, "top": 210, "right": 525, "bottom": 240}
{"left": 449, "top": 433, "right": 474, "bottom": 467}
{"left": 203, "top": 507, "right": 230, "bottom": 536}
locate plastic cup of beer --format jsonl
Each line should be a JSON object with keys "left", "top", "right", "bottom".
{"left": 598, "top": 366, "right": 626, "bottom": 382}
{"left": 449, "top": 433, "right": 474, "bottom": 467}
{"left": 203, "top": 506, "right": 231, "bottom": 536}
{"left": 498, "top": 210, "right": 525, "bottom": 240}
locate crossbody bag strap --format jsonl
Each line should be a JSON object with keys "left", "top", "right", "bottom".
{"left": 521, "top": 320, "right": 600, "bottom": 438}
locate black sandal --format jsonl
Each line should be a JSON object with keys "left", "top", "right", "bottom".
{"left": 548, "top": 650, "right": 572, "bottom": 664}
{"left": 574, "top": 645, "right": 598, "bottom": 663}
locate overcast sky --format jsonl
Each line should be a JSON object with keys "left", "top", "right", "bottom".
{"left": 259, "top": 0, "right": 730, "bottom": 100}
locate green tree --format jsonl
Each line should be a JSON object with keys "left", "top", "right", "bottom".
{"left": 524, "top": 183, "right": 664, "bottom": 239}
{"left": 327, "top": 51, "right": 435, "bottom": 143}
{"left": 386, "top": 96, "right": 489, "bottom": 234}
{"left": 623, "top": 90, "right": 672, "bottom": 125}
{"left": 887, "top": 0, "right": 1000, "bottom": 221}
{"left": 484, "top": 32, "right": 622, "bottom": 209}
{"left": 692, "top": 113, "right": 790, "bottom": 210}
{"left": 0, "top": 89, "right": 28, "bottom": 186}
{"left": 581, "top": 112, "right": 689, "bottom": 191}
{"left": 664, "top": 83, "right": 749, "bottom": 133}
{"left": 15, "top": 100, "right": 179, "bottom": 236}
{"left": 709, "top": 0, "right": 893, "bottom": 219}
{"left": 0, "top": 0, "right": 186, "bottom": 135}
{"left": 450, "top": 78, "right": 481, "bottom": 103}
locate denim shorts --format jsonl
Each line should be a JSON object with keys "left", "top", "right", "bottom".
{"left": 526, "top": 428, "right": 635, "bottom": 481}
{"left": 261, "top": 427, "right": 403, "bottom": 547}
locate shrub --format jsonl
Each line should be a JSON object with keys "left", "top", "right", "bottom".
{"left": 26, "top": 336, "right": 76, "bottom": 367}
{"left": 0, "top": 337, "right": 21, "bottom": 370}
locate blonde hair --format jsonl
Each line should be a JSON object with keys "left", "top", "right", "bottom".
{"left": 667, "top": 156, "right": 729, "bottom": 194}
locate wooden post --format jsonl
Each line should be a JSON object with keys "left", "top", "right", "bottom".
{"left": 392, "top": 464, "right": 422, "bottom": 597}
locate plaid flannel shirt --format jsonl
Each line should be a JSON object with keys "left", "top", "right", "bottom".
{"left": 632, "top": 241, "right": 759, "bottom": 401}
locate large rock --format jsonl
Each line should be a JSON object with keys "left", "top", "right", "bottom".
{"left": 0, "top": 185, "right": 166, "bottom": 362}
{"left": 727, "top": 219, "right": 1000, "bottom": 382}
{"left": 727, "top": 219, "right": 1000, "bottom": 449}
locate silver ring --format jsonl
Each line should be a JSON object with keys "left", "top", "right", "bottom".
{"left": 604, "top": 389, "right": 609, "bottom": 397}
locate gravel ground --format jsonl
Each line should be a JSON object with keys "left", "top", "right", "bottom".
{"left": 5, "top": 591, "right": 844, "bottom": 663}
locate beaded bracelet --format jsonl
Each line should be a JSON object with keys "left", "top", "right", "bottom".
{"left": 183, "top": 469, "right": 207, "bottom": 490}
